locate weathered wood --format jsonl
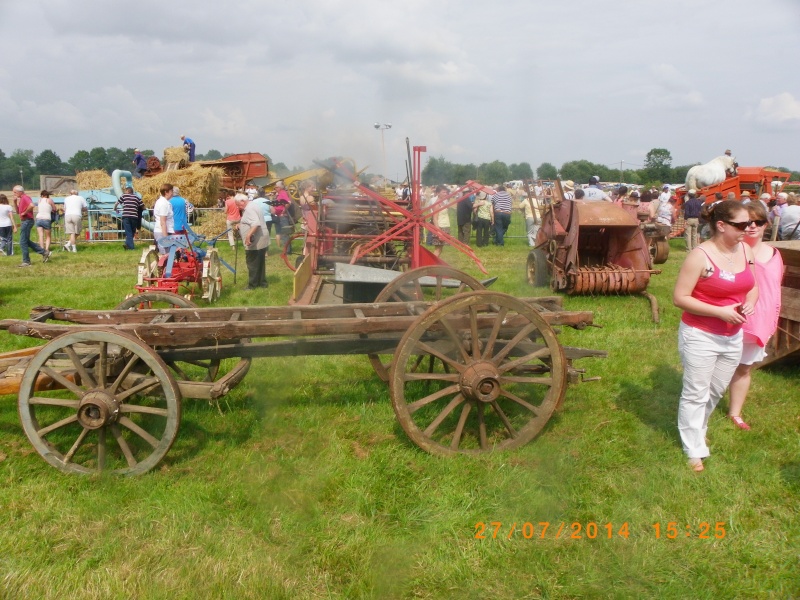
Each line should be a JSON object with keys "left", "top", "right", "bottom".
{"left": 5, "top": 307, "right": 597, "bottom": 348}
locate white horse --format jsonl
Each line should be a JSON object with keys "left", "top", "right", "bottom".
{"left": 685, "top": 155, "right": 738, "bottom": 191}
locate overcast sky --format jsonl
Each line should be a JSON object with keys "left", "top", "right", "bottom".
{"left": 2, "top": 0, "right": 799, "bottom": 180}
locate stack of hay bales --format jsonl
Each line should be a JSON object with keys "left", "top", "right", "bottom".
{"left": 163, "top": 145, "right": 189, "bottom": 168}
{"left": 132, "top": 164, "right": 223, "bottom": 208}
{"left": 75, "top": 163, "right": 223, "bottom": 208}
{"left": 76, "top": 170, "right": 113, "bottom": 190}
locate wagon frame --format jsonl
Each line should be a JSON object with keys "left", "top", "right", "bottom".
{"left": 0, "top": 267, "right": 605, "bottom": 475}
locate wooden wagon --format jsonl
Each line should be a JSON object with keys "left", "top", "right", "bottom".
{"left": 762, "top": 241, "right": 800, "bottom": 367}
{"left": 0, "top": 267, "right": 605, "bottom": 475}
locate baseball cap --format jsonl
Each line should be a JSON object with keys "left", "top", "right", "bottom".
{"left": 688, "top": 188, "right": 696, "bottom": 195}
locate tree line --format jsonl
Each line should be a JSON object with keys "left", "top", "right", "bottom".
{"left": 0, "top": 147, "right": 295, "bottom": 191}
{"left": 3, "top": 145, "right": 798, "bottom": 192}
{"left": 423, "top": 148, "right": 800, "bottom": 188}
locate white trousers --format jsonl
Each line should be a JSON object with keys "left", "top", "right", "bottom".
{"left": 677, "top": 322, "right": 742, "bottom": 459}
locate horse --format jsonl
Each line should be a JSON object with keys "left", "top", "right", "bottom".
{"left": 685, "top": 155, "right": 738, "bottom": 191}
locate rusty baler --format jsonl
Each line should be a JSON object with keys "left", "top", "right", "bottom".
{"left": 527, "top": 181, "right": 662, "bottom": 318}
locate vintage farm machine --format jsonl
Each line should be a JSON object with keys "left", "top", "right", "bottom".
{"left": 0, "top": 267, "right": 606, "bottom": 475}
{"left": 133, "top": 229, "right": 226, "bottom": 304}
{"left": 527, "top": 180, "right": 662, "bottom": 319}
{"left": 282, "top": 145, "right": 494, "bottom": 305}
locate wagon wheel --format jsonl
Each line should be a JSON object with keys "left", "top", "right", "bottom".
{"left": 286, "top": 182, "right": 302, "bottom": 202}
{"left": 115, "top": 293, "right": 221, "bottom": 383}
{"left": 201, "top": 248, "right": 222, "bottom": 302}
{"left": 137, "top": 246, "right": 161, "bottom": 287}
{"left": 389, "top": 291, "right": 567, "bottom": 455}
{"left": 526, "top": 248, "right": 549, "bottom": 287}
{"left": 368, "top": 266, "right": 485, "bottom": 382}
{"left": 650, "top": 239, "right": 669, "bottom": 264}
{"left": 18, "top": 329, "right": 181, "bottom": 475}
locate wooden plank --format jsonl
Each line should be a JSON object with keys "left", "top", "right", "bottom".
{"left": 150, "top": 314, "right": 174, "bottom": 324}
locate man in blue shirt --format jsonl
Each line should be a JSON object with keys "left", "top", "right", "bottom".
{"left": 170, "top": 186, "right": 188, "bottom": 233}
{"left": 181, "top": 136, "right": 196, "bottom": 162}
{"left": 132, "top": 149, "right": 147, "bottom": 178}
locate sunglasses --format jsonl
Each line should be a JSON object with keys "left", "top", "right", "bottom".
{"left": 723, "top": 219, "right": 767, "bottom": 230}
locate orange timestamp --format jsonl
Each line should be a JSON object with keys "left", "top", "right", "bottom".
{"left": 474, "top": 521, "right": 727, "bottom": 540}
{"left": 474, "top": 521, "right": 633, "bottom": 540}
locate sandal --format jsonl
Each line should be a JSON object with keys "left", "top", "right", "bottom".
{"left": 729, "top": 415, "right": 751, "bottom": 431}
{"left": 688, "top": 458, "right": 704, "bottom": 472}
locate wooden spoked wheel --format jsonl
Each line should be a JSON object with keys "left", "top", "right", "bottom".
{"left": 201, "top": 248, "right": 222, "bottom": 302}
{"left": 18, "top": 329, "right": 181, "bottom": 475}
{"left": 115, "top": 293, "right": 221, "bottom": 382}
{"left": 367, "top": 266, "right": 485, "bottom": 382}
{"left": 137, "top": 246, "right": 161, "bottom": 287}
{"left": 651, "top": 239, "right": 669, "bottom": 264}
{"left": 389, "top": 291, "right": 567, "bottom": 455}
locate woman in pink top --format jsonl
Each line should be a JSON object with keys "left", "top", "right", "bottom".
{"left": 727, "top": 202, "right": 784, "bottom": 430}
{"left": 673, "top": 200, "right": 758, "bottom": 472}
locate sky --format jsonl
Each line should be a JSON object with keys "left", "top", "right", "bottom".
{"left": 1, "top": 0, "right": 799, "bottom": 180}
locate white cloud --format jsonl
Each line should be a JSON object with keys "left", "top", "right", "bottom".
{"left": 754, "top": 92, "right": 800, "bottom": 128}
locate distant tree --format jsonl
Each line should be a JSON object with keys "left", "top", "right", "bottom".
{"left": 34, "top": 149, "right": 68, "bottom": 175}
{"left": 271, "top": 162, "right": 291, "bottom": 177}
{"left": 536, "top": 162, "right": 558, "bottom": 179}
{"left": 452, "top": 163, "right": 478, "bottom": 185}
{"left": 104, "top": 147, "right": 129, "bottom": 173}
{"left": 559, "top": 159, "right": 606, "bottom": 184}
{"left": 88, "top": 147, "right": 109, "bottom": 171}
{"left": 477, "top": 160, "right": 510, "bottom": 185}
{"left": 68, "top": 150, "right": 93, "bottom": 173}
{"left": 422, "top": 156, "right": 455, "bottom": 185}
{"left": 198, "top": 149, "right": 223, "bottom": 161}
{"left": 671, "top": 164, "right": 696, "bottom": 185}
{"left": 509, "top": 162, "right": 534, "bottom": 180}
{"left": 0, "top": 149, "right": 34, "bottom": 189}
{"left": 644, "top": 148, "right": 672, "bottom": 183}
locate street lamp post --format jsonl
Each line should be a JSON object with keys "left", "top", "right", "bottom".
{"left": 19, "top": 167, "right": 24, "bottom": 188}
{"left": 373, "top": 122, "right": 391, "bottom": 187}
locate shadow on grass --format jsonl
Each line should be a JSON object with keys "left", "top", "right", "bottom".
{"left": 780, "top": 462, "right": 800, "bottom": 493}
{"left": 615, "top": 363, "right": 683, "bottom": 444}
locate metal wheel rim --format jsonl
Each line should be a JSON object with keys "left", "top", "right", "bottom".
{"left": 18, "top": 329, "right": 182, "bottom": 475}
{"left": 389, "top": 291, "right": 566, "bottom": 456}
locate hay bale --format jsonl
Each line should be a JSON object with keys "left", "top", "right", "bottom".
{"left": 192, "top": 210, "right": 229, "bottom": 238}
{"left": 76, "top": 170, "right": 112, "bottom": 190}
{"left": 164, "top": 146, "right": 189, "bottom": 167}
{"left": 132, "top": 164, "right": 223, "bottom": 208}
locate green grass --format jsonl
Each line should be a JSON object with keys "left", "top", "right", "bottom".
{"left": 1, "top": 237, "right": 799, "bottom": 599}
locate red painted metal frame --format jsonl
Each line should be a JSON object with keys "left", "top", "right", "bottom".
{"left": 321, "top": 146, "right": 489, "bottom": 274}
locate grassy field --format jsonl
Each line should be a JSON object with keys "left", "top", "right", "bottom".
{"left": 0, "top": 236, "right": 798, "bottom": 599}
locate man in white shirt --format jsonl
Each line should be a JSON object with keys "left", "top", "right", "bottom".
{"left": 583, "top": 176, "right": 612, "bottom": 202}
{"left": 153, "top": 183, "right": 175, "bottom": 254}
{"left": 63, "top": 189, "right": 87, "bottom": 252}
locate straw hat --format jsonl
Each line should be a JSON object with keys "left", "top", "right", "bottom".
{"left": 563, "top": 180, "right": 574, "bottom": 191}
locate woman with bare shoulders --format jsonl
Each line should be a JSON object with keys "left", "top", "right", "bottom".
{"left": 673, "top": 200, "right": 758, "bottom": 472}
{"left": 35, "top": 190, "right": 57, "bottom": 254}
{"left": 726, "top": 202, "right": 784, "bottom": 430}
